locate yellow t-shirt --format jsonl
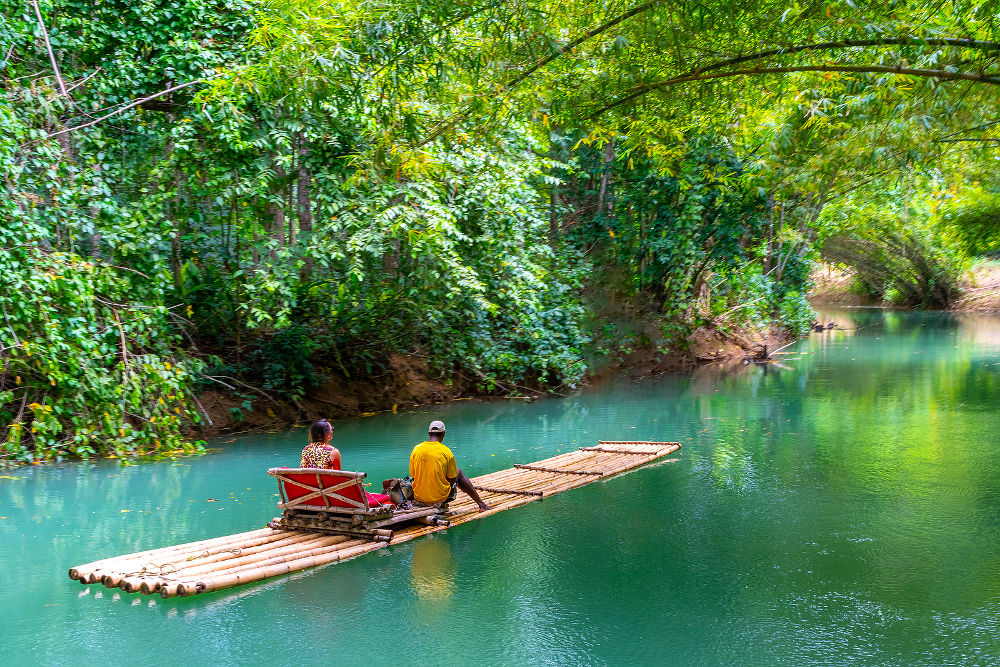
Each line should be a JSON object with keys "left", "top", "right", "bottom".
{"left": 409, "top": 440, "right": 458, "bottom": 504}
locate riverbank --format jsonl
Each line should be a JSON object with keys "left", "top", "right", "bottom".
{"left": 191, "top": 321, "right": 795, "bottom": 438}
{"left": 809, "top": 260, "right": 1000, "bottom": 312}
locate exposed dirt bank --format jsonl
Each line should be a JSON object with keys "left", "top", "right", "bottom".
{"left": 808, "top": 265, "right": 876, "bottom": 307}
{"left": 589, "top": 324, "right": 794, "bottom": 383}
{"left": 809, "top": 261, "right": 1000, "bottom": 312}
{"left": 951, "top": 261, "right": 1000, "bottom": 312}
{"left": 192, "top": 353, "right": 475, "bottom": 438}
{"left": 191, "top": 325, "right": 794, "bottom": 439}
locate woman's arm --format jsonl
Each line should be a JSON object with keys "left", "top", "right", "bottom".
{"left": 330, "top": 448, "right": 342, "bottom": 471}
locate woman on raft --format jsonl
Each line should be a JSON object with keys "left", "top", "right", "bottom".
{"left": 300, "top": 418, "right": 394, "bottom": 507}
{"left": 300, "top": 419, "right": 341, "bottom": 469}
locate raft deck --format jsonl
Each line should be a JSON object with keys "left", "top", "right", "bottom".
{"left": 68, "top": 441, "right": 680, "bottom": 598}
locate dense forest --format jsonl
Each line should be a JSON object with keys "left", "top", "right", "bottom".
{"left": 2, "top": 0, "right": 1000, "bottom": 463}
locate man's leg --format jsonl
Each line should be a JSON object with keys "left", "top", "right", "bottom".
{"left": 455, "top": 469, "right": 491, "bottom": 511}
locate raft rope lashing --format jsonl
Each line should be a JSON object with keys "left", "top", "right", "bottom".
{"left": 472, "top": 485, "right": 544, "bottom": 497}
{"left": 513, "top": 464, "right": 604, "bottom": 476}
{"left": 597, "top": 440, "right": 679, "bottom": 445}
{"left": 580, "top": 446, "right": 675, "bottom": 454}
{"left": 122, "top": 547, "right": 245, "bottom": 580}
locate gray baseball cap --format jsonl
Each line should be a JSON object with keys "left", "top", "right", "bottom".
{"left": 428, "top": 420, "right": 446, "bottom": 433}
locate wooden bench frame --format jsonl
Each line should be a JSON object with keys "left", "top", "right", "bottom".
{"left": 267, "top": 468, "right": 446, "bottom": 541}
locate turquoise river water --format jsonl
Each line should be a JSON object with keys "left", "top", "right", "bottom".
{"left": 2, "top": 308, "right": 1000, "bottom": 666}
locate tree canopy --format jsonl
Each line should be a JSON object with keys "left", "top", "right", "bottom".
{"left": 3, "top": 0, "right": 999, "bottom": 463}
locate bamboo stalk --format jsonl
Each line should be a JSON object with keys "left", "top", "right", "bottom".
{"left": 162, "top": 537, "right": 380, "bottom": 597}
{"left": 173, "top": 537, "right": 363, "bottom": 594}
{"left": 597, "top": 440, "right": 680, "bottom": 445}
{"left": 180, "top": 541, "right": 387, "bottom": 596}
{"left": 170, "top": 534, "right": 337, "bottom": 578}
{"left": 580, "top": 446, "right": 664, "bottom": 454}
{"left": 96, "top": 531, "right": 303, "bottom": 587}
{"left": 68, "top": 528, "right": 275, "bottom": 580}
{"left": 472, "top": 485, "right": 543, "bottom": 497}
{"left": 105, "top": 531, "right": 313, "bottom": 591}
{"left": 78, "top": 528, "right": 281, "bottom": 581}
{"left": 120, "top": 533, "right": 333, "bottom": 592}
{"left": 513, "top": 464, "right": 603, "bottom": 476}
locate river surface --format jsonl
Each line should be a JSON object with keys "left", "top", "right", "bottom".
{"left": 2, "top": 308, "right": 1000, "bottom": 666}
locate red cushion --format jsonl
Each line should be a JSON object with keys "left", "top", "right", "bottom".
{"left": 365, "top": 492, "right": 394, "bottom": 508}
{"left": 282, "top": 472, "right": 367, "bottom": 508}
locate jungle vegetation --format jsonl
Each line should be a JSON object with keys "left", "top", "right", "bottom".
{"left": 2, "top": 0, "right": 1000, "bottom": 462}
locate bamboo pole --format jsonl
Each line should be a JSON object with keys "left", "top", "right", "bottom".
{"left": 160, "top": 538, "right": 379, "bottom": 598}
{"left": 581, "top": 446, "right": 663, "bottom": 454}
{"left": 513, "top": 464, "right": 603, "bottom": 476}
{"left": 173, "top": 538, "right": 364, "bottom": 594}
{"left": 108, "top": 531, "right": 313, "bottom": 590}
{"left": 98, "top": 531, "right": 305, "bottom": 588}
{"left": 76, "top": 528, "right": 281, "bottom": 582}
{"left": 163, "top": 534, "right": 336, "bottom": 578}
{"left": 178, "top": 541, "right": 386, "bottom": 597}
{"left": 472, "top": 485, "right": 543, "bottom": 497}
{"left": 597, "top": 440, "right": 680, "bottom": 445}
{"left": 120, "top": 533, "right": 332, "bottom": 593}
{"left": 68, "top": 528, "right": 275, "bottom": 580}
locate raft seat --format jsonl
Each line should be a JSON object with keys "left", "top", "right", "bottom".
{"left": 267, "top": 468, "right": 445, "bottom": 541}
{"left": 272, "top": 468, "right": 393, "bottom": 512}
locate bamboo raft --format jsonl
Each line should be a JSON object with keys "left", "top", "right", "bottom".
{"left": 68, "top": 441, "right": 680, "bottom": 598}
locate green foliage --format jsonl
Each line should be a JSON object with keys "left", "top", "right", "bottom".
{"left": 2, "top": 1, "right": 590, "bottom": 464}
{"left": 777, "top": 291, "right": 815, "bottom": 336}
{"left": 566, "top": 138, "right": 814, "bottom": 340}
{"left": 247, "top": 325, "right": 319, "bottom": 403}
{"left": 9, "top": 0, "right": 999, "bottom": 466}
{"left": 819, "top": 180, "right": 966, "bottom": 308}
{"left": 0, "top": 104, "right": 204, "bottom": 463}
{"left": 939, "top": 190, "right": 1000, "bottom": 257}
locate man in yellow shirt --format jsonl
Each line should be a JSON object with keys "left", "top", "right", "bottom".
{"left": 409, "top": 421, "right": 491, "bottom": 512}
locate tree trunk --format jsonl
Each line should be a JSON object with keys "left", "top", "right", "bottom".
{"left": 764, "top": 196, "right": 775, "bottom": 275}
{"left": 296, "top": 132, "right": 313, "bottom": 279}
{"left": 270, "top": 164, "right": 287, "bottom": 255}
{"left": 287, "top": 143, "right": 297, "bottom": 245}
{"left": 596, "top": 137, "right": 615, "bottom": 216}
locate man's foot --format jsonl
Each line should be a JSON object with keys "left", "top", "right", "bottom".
{"left": 477, "top": 503, "right": 492, "bottom": 512}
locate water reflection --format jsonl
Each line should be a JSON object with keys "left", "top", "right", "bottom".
{"left": 956, "top": 311, "right": 1000, "bottom": 347}
{"left": 409, "top": 537, "right": 456, "bottom": 602}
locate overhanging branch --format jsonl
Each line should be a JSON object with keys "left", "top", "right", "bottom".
{"left": 47, "top": 77, "right": 216, "bottom": 138}
{"left": 420, "top": 0, "right": 661, "bottom": 145}
{"left": 589, "top": 65, "right": 1000, "bottom": 118}
{"left": 31, "top": 0, "right": 67, "bottom": 97}
{"left": 505, "top": 0, "right": 661, "bottom": 91}
{"left": 690, "top": 37, "right": 1000, "bottom": 76}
